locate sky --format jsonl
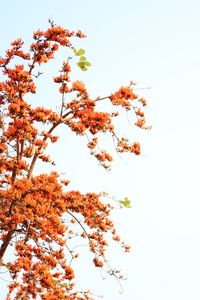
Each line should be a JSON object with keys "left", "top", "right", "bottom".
{"left": 1, "top": 0, "right": 200, "bottom": 299}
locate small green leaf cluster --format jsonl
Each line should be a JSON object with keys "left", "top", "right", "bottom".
{"left": 119, "top": 197, "right": 131, "bottom": 208}
{"left": 53, "top": 280, "right": 69, "bottom": 288}
{"left": 72, "top": 48, "right": 92, "bottom": 71}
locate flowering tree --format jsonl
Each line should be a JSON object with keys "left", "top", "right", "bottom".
{"left": 0, "top": 21, "right": 150, "bottom": 299}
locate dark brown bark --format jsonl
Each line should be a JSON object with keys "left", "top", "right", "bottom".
{"left": 0, "top": 229, "right": 14, "bottom": 263}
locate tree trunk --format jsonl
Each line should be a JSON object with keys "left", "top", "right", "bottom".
{"left": 0, "top": 230, "right": 14, "bottom": 263}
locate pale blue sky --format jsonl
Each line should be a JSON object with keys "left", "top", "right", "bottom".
{"left": 1, "top": 0, "right": 200, "bottom": 299}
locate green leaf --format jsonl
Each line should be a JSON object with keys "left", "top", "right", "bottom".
{"left": 84, "top": 61, "right": 92, "bottom": 66}
{"left": 72, "top": 48, "right": 77, "bottom": 55}
{"left": 61, "top": 282, "right": 69, "bottom": 287}
{"left": 77, "top": 62, "right": 88, "bottom": 71}
{"left": 77, "top": 61, "right": 85, "bottom": 68}
{"left": 0, "top": 262, "right": 9, "bottom": 269}
{"left": 80, "top": 56, "right": 86, "bottom": 61}
{"left": 119, "top": 197, "right": 131, "bottom": 208}
{"left": 76, "top": 48, "right": 85, "bottom": 56}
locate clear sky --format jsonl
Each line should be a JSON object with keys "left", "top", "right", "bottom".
{"left": 1, "top": 0, "right": 200, "bottom": 299}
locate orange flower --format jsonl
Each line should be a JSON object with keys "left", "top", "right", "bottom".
{"left": 71, "top": 80, "right": 86, "bottom": 92}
